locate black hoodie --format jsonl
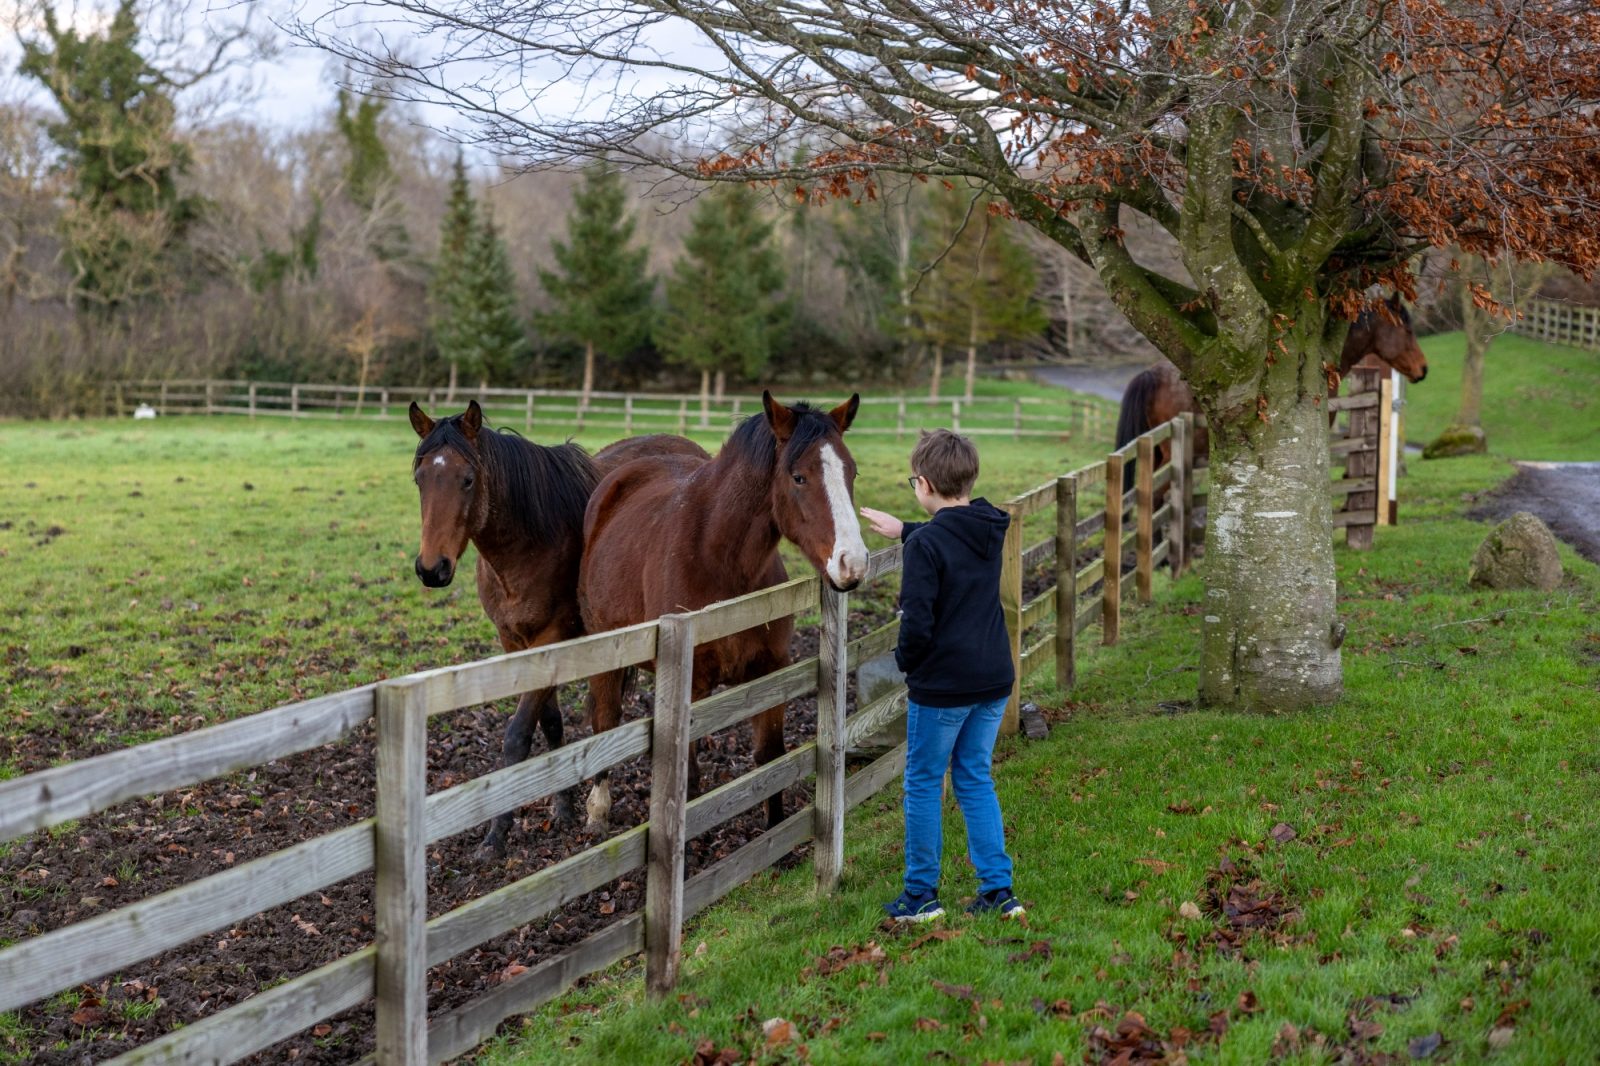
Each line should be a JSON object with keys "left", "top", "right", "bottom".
{"left": 894, "top": 498, "right": 1015, "bottom": 707}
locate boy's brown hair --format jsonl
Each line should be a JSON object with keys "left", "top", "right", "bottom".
{"left": 911, "top": 428, "right": 980, "bottom": 498}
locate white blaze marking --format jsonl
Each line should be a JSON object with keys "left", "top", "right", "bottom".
{"left": 819, "top": 444, "right": 868, "bottom": 586}
{"left": 432, "top": 455, "right": 446, "bottom": 467}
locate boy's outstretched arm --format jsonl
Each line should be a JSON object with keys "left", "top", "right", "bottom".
{"left": 859, "top": 506, "right": 903, "bottom": 539}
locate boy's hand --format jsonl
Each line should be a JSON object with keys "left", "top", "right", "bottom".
{"left": 859, "top": 506, "right": 903, "bottom": 540}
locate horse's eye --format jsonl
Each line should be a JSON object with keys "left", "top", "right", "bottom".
{"left": 793, "top": 474, "right": 806, "bottom": 486}
{"left": 462, "top": 475, "right": 475, "bottom": 489}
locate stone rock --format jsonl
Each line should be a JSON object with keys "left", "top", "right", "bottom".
{"left": 1424, "top": 423, "right": 1488, "bottom": 459}
{"left": 1468, "top": 511, "right": 1563, "bottom": 591}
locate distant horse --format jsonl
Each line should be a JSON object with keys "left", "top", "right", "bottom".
{"left": 1115, "top": 294, "right": 1428, "bottom": 477}
{"left": 575, "top": 392, "right": 869, "bottom": 834}
{"left": 409, "top": 400, "right": 708, "bottom": 856}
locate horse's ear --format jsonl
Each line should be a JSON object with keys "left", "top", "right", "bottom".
{"left": 461, "top": 400, "right": 482, "bottom": 442}
{"left": 1387, "top": 292, "right": 1403, "bottom": 309}
{"left": 828, "top": 393, "right": 860, "bottom": 434}
{"left": 762, "top": 390, "right": 797, "bottom": 443}
{"left": 409, "top": 402, "right": 434, "bottom": 439}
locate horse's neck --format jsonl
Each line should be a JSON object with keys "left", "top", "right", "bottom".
{"left": 694, "top": 451, "right": 782, "bottom": 588}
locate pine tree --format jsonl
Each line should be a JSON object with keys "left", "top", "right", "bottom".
{"left": 458, "top": 207, "right": 528, "bottom": 388}
{"left": 431, "top": 163, "right": 526, "bottom": 396}
{"left": 18, "top": 0, "right": 198, "bottom": 310}
{"left": 909, "top": 186, "right": 1046, "bottom": 399}
{"left": 657, "top": 185, "right": 788, "bottom": 410}
{"left": 536, "top": 160, "right": 654, "bottom": 405}
{"left": 335, "top": 89, "right": 410, "bottom": 260}
{"left": 431, "top": 155, "right": 478, "bottom": 399}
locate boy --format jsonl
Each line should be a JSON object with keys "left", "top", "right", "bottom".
{"left": 859, "top": 429, "right": 1023, "bottom": 921}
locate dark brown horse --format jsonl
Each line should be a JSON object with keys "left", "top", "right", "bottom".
{"left": 575, "top": 392, "right": 869, "bottom": 833}
{"left": 409, "top": 400, "right": 708, "bottom": 856}
{"left": 1115, "top": 294, "right": 1428, "bottom": 475}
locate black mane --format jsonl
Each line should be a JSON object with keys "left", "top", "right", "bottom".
{"left": 415, "top": 417, "right": 599, "bottom": 546}
{"left": 723, "top": 403, "right": 839, "bottom": 472}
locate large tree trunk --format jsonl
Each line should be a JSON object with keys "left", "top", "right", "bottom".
{"left": 581, "top": 338, "right": 596, "bottom": 408}
{"left": 447, "top": 360, "right": 458, "bottom": 403}
{"left": 713, "top": 369, "right": 726, "bottom": 400}
{"left": 699, "top": 368, "right": 711, "bottom": 429}
{"left": 1198, "top": 346, "right": 1342, "bottom": 711}
{"left": 929, "top": 343, "right": 943, "bottom": 399}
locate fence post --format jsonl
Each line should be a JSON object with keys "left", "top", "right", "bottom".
{"left": 374, "top": 680, "right": 428, "bottom": 1066}
{"left": 646, "top": 613, "right": 694, "bottom": 998}
{"left": 290, "top": 384, "right": 301, "bottom": 418}
{"left": 625, "top": 395, "right": 634, "bottom": 436}
{"left": 1376, "top": 374, "right": 1395, "bottom": 526}
{"left": 248, "top": 382, "right": 257, "bottom": 420}
{"left": 380, "top": 388, "right": 390, "bottom": 419}
{"left": 952, "top": 399, "right": 961, "bottom": 434}
{"left": 896, "top": 397, "right": 906, "bottom": 441}
{"left": 677, "top": 399, "right": 688, "bottom": 435}
{"left": 1013, "top": 399, "right": 1022, "bottom": 440}
{"left": 1169, "top": 416, "right": 1188, "bottom": 577}
{"left": 1344, "top": 367, "right": 1380, "bottom": 550}
{"left": 1055, "top": 474, "right": 1077, "bottom": 692}
{"left": 1103, "top": 452, "right": 1124, "bottom": 645}
{"left": 526, "top": 394, "right": 535, "bottom": 433}
{"left": 1182, "top": 413, "right": 1201, "bottom": 550}
{"left": 159, "top": 380, "right": 169, "bottom": 415}
{"left": 1135, "top": 435, "right": 1154, "bottom": 603}
{"left": 999, "top": 502, "right": 1023, "bottom": 735}
{"left": 814, "top": 583, "right": 849, "bottom": 894}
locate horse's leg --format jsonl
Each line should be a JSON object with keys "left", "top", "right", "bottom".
{"left": 583, "top": 669, "right": 626, "bottom": 835}
{"left": 752, "top": 703, "right": 787, "bottom": 828}
{"left": 539, "top": 690, "right": 580, "bottom": 825}
{"left": 478, "top": 687, "right": 555, "bottom": 857}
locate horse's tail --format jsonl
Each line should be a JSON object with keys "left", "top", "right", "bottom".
{"left": 1115, "top": 368, "right": 1159, "bottom": 492}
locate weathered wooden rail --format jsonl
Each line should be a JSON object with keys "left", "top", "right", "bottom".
{"left": 108, "top": 379, "right": 1111, "bottom": 442}
{"left": 2, "top": 404, "right": 1404, "bottom": 1062}
{"left": 1507, "top": 296, "right": 1600, "bottom": 351}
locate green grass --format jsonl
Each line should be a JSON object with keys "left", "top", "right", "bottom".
{"left": 1406, "top": 331, "right": 1600, "bottom": 460}
{"left": 0, "top": 406, "right": 1105, "bottom": 762}
{"left": 467, "top": 349, "right": 1600, "bottom": 1064}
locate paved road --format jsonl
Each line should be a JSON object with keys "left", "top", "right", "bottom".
{"left": 1032, "top": 363, "right": 1149, "bottom": 403}
{"left": 1468, "top": 461, "right": 1600, "bottom": 564}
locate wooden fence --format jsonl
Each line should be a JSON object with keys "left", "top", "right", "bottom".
{"left": 1507, "top": 297, "right": 1600, "bottom": 351}
{"left": 107, "top": 379, "right": 1112, "bottom": 442}
{"left": 0, "top": 398, "right": 1398, "bottom": 1063}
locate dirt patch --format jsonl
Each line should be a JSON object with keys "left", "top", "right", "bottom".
{"left": 1467, "top": 461, "right": 1600, "bottom": 565}
{"left": 2, "top": 607, "right": 895, "bottom": 1064}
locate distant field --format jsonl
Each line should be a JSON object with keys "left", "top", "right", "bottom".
{"left": 1406, "top": 331, "right": 1600, "bottom": 460}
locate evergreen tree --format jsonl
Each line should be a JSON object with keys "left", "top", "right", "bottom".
{"left": 335, "top": 88, "right": 409, "bottom": 260}
{"left": 457, "top": 207, "right": 528, "bottom": 387}
{"left": 657, "top": 185, "right": 788, "bottom": 407}
{"left": 430, "top": 155, "right": 477, "bottom": 399}
{"left": 18, "top": 0, "right": 198, "bottom": 310}
{"left": 536, "top": 160, "right": 654, "bottom": 405}
{"left": 908, "top": 187, "right": 1046, "bottom": 399}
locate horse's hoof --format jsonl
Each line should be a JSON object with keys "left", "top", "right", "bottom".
{"left": 582, "top": 819, "right": 609, "bottom": 839}
{"left": 552, "top": 791, "right": 579, "bottom": 825}
{"left": 476, "top": 830, "right": 509, "bottom": 861}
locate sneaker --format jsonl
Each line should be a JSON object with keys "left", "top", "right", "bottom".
{"left": 967, "top": 887, "right": 1026, "bottom": 919}
{"left": 884, "top": 888, "right": 946, "bottom": 922}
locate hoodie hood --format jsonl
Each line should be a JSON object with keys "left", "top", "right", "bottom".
{"left": 929, "top": 497, "right": 1010, "bottom": 559}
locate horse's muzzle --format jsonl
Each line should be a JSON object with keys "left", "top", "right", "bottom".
{"left": 1413, "top": 366, "right": 1427, "bottom": 383}
{"left": 415, "top": 555, "right": 455, "bottom": 588}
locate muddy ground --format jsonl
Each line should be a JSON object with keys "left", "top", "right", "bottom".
{"left": 1466, "top": 461, "right": 1600, "bottom": 565}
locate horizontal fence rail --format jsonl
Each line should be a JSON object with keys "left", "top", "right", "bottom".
{"left": 108, "top": 378, "right": 1112, "bottom": 441}
{"left": 2, "top": 390, "right": 1401, "bottom": 1062}
{"left": 1507, "top": 297, "right": 1600, "bottom": 351}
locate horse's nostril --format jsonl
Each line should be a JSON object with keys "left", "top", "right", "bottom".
{"left": 1417, "top": 366, "right": 1427, "bottom": 382}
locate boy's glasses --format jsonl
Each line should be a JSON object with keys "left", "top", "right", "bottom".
{"left": 906, "top": 475, "right": 921, "bottom": 490}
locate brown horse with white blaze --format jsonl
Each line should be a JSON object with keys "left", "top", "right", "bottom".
{"left": 576, "top": 392, "right": 869, "bottom": 834}
{"left": 409, "top": 400, "right": 708, "bottom": 856}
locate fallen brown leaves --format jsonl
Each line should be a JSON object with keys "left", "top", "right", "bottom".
{"left": 1201, "top": 853, "right": 1303, "bottom": 954}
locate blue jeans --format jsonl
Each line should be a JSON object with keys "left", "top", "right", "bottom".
{"left": 902, "top": 696, "right": 1013, "bottom": 896}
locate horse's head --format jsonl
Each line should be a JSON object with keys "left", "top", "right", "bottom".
{"left": 408, "top": 400, "right": 486, "bottom": 588}
{"left": 762, "top": 391, "right": 869, "bottom": 592}
{"left": 1369, "top": 294, "right": 1428, "bottom": 383}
